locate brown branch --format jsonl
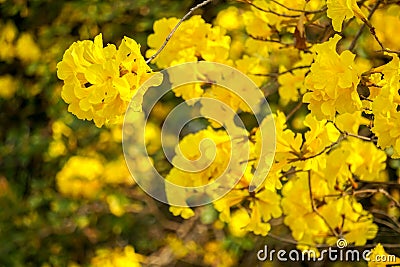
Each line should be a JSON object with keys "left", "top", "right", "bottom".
{"left": 333, "top": 122, "right": 375, "bottom": 141}
{"left": 287, "top": 134, "right": 343, "bottom": 163}
{"left": 286, "top": 101, "right": 304, "bottom": 120}
{"left": 348, "top": 0, "right": 400, "bottom": 54}
{"left": 355, "top": 179, "right": 400, "bottom": 187}
{"left": 241, "top": 0, "right": 301, "bottom": 18}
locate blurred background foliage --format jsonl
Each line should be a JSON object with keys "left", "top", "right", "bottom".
{"left": 0, "top": 0, "right": 231, "bottom": 266}
{"left": 1, "top": 0, "right": 400, "bottom": 266}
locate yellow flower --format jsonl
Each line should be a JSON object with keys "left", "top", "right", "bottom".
{"left": 304, "top": 34, "right": 362, "bottom": 120}
{"left": 214, "top": 6, "right": 243, "bottom": 31}
{"left": 57, "top": 33, "right": 156, "bottom": 127}
{"left": 169, "top": 205, "right": 195, "bottom": 219}
{"left": 327, "top": 0, "right": 367, "bottom": 32}
{"left": 346, "top": 139, "right": 387, "bottom": 182}
{"left": 166, "top": 127, "right": 233, "bottom": 215}
{"left": 228, "top": 208, "right": 251, "bottom": 237}
{"left": 213, "top": 165, "right": 282, "bottom": 236}
{"left": 273, "top": 111, "right": 340, "bottom": 171}
{"left": 335, "top": 112, "right": 369, "bottom": 134}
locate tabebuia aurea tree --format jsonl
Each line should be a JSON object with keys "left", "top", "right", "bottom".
{"left": 32, "top": 0, "right": 400, "bottom": 265}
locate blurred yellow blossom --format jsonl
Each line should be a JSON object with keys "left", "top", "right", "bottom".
{"left": 0, "top": 20, "right": 17, "bottom": 61}
{"left": 203, "top": 241, "right": 237, "bottom": 267}
{"left": 91, "top": 245, "right": 144, "bottom": 267}
{"left": 0, "top": 74, "right": 18, "bottom": 99}
{"left": 214, "top": 6, "right": 243, "bottom": 31}
{"left": 56, "top": 156, "right": 104, "bottom": 198}
{"left": 16, "top": 32, "right": 41, "bottom": 63}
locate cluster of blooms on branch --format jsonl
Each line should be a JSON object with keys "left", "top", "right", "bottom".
{"left": 54, "top": 0, "right": 400, "bottom": 265}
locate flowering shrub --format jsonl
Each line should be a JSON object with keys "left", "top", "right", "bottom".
{"left": 1, "top": 0, "right": 400, "bottom": 266}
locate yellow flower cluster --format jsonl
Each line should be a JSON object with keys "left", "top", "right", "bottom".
{"left": 56, "top": 155, "right": 132, "bottom": 199}
{"left": 203, "top": 241, "right": 237, "bottom": 267}
{"left": 91, "top": 245, "right": 143, "bottom": 267}
{"left": 304, "top": 35, "right": 362, "bottom": 120}
{"left": 282, "top": 171, "right": 378, "bottom": 250}
{"left": 274, "top": 111, "right": 340, "bottom": 171}
{"left": 371, "top": 54, "right": 400, "bottom": 158}
{"left": 57, "top": 34, "right": 155, "bottom": 127}
{"left": 167, "top": 126, "right": 282, "bottom": 236}
{"left": 167, "top": 127, "right": 232, "bottom": 218}
{"left": 243, "top": 0, "right": 324, "bottom": 35}
{"left": 214, "top": 179, "right": 282, "bottom": 237}
{"left": 146, "top": 15, "right": 231, "bottom": 68}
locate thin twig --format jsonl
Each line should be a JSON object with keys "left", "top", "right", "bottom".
{"left": 356, "top": 179, "right": 400, "bottom": 187}
{"left": 268, "top": 0, "right": 327, "bottom": 14}
{"left": 241, "top": 0, "right": 300, "bottom": 18}
{"left": 287, "top": 135, "right": 343, "bottom": 163}
{"left": 344, "top": 131, "right": 373, "bottom": 141}
{"left": 374, "top": 48, "right": 400, "bottom": 54}
{"left": 348, "top": 0, "right": 382, "bottom": 51}
{"left": 308, "top": 170, "right": 340, "bottom": 238}
{"left": 251, "top": 65, "right": 311, "bottom": 77}
{"left": 145, "top": 0, "right": 213, "bottom": 64}
{"left": 248, "top": 34, "right": 287, "bottom": 44}
{"left": 333, "top": 122, "right": 374, "bottom": 141}
{"left": 286, "top": 101, "right": 303, "bottom": 120}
